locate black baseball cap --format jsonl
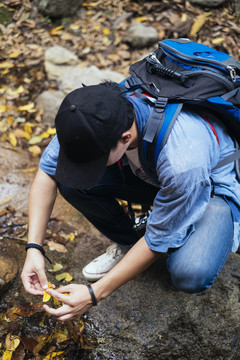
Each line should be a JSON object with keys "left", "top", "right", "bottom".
{"left": 55, "top": 83, "right": 131, "bottom": 189}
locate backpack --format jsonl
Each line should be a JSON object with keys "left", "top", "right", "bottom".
{"left": 118, "top": 38, "right": 240, "bottom": 184}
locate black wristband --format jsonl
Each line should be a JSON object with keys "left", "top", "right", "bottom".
{"left": 87, "top": 284, "right": 97, "bottom": 306}
{"left": 25, "top": 243, "right": 52, "bottom": 265}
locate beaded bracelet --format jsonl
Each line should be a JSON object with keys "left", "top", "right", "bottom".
{"left": 25, "top": 243, "right": 52, "bottom": 265}
{"left": 87, "top": 284, "right": 97, "bottom": 306}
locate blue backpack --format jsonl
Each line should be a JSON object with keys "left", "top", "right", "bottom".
{"left": 118, "top": 38, "right": 240, "bottom": 184}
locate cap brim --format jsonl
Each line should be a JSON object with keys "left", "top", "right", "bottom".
{"left": 55, "top": 147, "right": 109, "bottom": 189}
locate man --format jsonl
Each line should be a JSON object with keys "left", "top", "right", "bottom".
{"left": 21, "top": 81, "right": 240, "bottom": 322}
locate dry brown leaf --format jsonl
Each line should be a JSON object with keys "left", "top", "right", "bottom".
{"left": 47, "top": 241, "right": 68, "bottom": 253}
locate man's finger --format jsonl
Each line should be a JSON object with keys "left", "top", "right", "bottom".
{"left": 55, "top": 285, "right": 73, "bottom": 293}
{"left": 21, "top": 276, "right": 43, "bottom": 295}
{"left": 37, "top": 270, "right": 49, "bottom": 290}
{"left": 46, "top": 288, "right": 71, "bottom": 303}
{"left": 43, "top": 303, "right": 70, "bottom": 317}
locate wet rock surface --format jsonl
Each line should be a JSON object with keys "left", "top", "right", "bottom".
{"left": 87, "top": 254, "right": 240, "bottom": 359}
{"left": 0, "top": 254, "right": 18, "bottom": 294}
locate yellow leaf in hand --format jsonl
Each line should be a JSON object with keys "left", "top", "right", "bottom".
{"left": 42, "top": 282, "right": 52, "bottom": 302}
{"left": 43, "top": 291, "right": 51, "bottom": 303}
{"left": 53, "top": 297, "right": 60, "bottom": 306}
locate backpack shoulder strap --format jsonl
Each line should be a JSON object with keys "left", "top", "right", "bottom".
{"left": 139, "top": 101, "right": 183, "bottom": 182}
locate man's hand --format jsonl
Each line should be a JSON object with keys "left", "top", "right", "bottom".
{"left": 21, "top": 249, "right": 49, "bottom": 295}
{"left": 43, "top": 284, "right": 93, "bottom": 321}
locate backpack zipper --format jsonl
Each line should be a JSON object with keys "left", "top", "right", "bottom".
{"left": 149, "top": 51, "right": 235, "bottom": 91}
{"left": 159, "top": 42, "right": 238, "bottom": 83}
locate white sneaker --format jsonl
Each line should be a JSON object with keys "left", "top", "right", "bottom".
{"left": 82, "top": 244, "right": 125, "bottom": 281}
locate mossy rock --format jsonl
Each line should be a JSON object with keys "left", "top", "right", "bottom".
{"left": 0, "top": 7, "right": 13, "bottom": 26}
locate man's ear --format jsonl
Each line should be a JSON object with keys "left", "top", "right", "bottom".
{"left": 121, "top": 131, "right": 131, "bottom": 144}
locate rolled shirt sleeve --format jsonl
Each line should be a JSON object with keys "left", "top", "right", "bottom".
{"left": 39, "top": 135, "right": 59, "bottom": 176}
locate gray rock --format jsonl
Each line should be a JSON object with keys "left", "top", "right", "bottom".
{"left": 189, "top": 0, "right": 227, "bottom": 7}
{"left": 41, "top": 45, "right": 125, "bottom": 123}
{"left": 44, "top": 46, "right": 80, "bottom": 80}
{"left": 83, "top": 253, "right": 240, "bottom": 359}
{"left": 58, "top": 65, "right": 125, "bottom": 93}
{"left": 124, "top": 23, "right": 159, "bottom": 48}
{"left": 45, "top": 46, "right": 79, "bottom": 66}
{"left": 0, "top": 254, "right": 18, "bottom": 294}
{"left": 36, "top": 90, "right": 64, "bottom": 125}
{"left": 44, "top": 61, "right": 76, "bottom": 80}
{"left": 33, "top": 0, "right": 84, "bottom": 17}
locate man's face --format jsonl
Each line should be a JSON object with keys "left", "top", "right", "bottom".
{"left": 107, "top": 139, "right": 130, "bottom": 166}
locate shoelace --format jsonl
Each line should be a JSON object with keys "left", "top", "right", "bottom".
{"left": 106, "top": 244, "right": 122, "bottom": 258}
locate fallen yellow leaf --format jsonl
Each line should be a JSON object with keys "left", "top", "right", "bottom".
{"left": 28, "top": 145, "right": 41, "bottom": 157}
{"left": 65, "top": 272, "right": 73, "bottom": 281}
{"left": 135, "top": 16, "right": 149, "bottom": 22}
{"left": 24, "top": 123, "right": 33, "bottom": 134}
{"left": 14, "top": 129, "right": 30, "bottom": 140}
{"left": 46, "top": 127, "right": 56, "bottom": 135}
{"left": 7, "top": 116, "right": 14, "bottom": 125}
{"left": 54, "top": 331, "right": 68, "bottom": 343}
{"left": 0, "top": 105, "right": 6, "bottom": 113}
{"left": 190, "top": 12, "right": 211, "bottom": 37}
{"left": 8, "top": 51, "right": 20, "bottom": 58}
{"left": 0, "top": 62, "right": 14, "bottom": 69}
{"left": 8, "top": 132, "right": 17, "bottom": 147}
{"left": 2, "top": 350, "right": 12, "bottom": 360}
{"left": 18, "top": 103, "right": 35, "bottom": 113}
{"left": 50, "top": 26, "right": 64, "bottom": 35}
{"left": 55, "top": 272, "right": 73, "bottom": 282}
{"left": 3, "top": 145, "right": 21, "bottom": 153}
{"left": 3, "top": 334, "right": 20, "bottom": 360}
{"left": 48, "top": 262, "right": 63, "bottom": 272}
{"left": 212, "top": 37, "right": 225, "bottom": 45}
{"left": 21, "top": 167, "right": 37, "bottom": 173}
{"left": 69, "top": 24, "right": 80, "bottom": 30}
{"left": 29, "top": 134, "right": 44, "bottom": 145}
{"left": 103, "top": 28, "right": 110, "bottom": 35}
{"left": 181, "top": 13, "right": 188, "bottom": 22}
{"left": 69, "top": 233, "right": 75, "bottom": 241}
{"left": 43, "top": 351, "right": 64, "bottom": 360}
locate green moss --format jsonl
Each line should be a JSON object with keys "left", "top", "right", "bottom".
{"left": 0, "top": 7, "right": 13, "bottom": 26}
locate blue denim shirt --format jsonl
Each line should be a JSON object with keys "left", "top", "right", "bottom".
{"left": 40, "top": 97, "right": 240, "bottom": 253}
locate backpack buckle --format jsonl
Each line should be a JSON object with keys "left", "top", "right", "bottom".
{"left": 124, "top": 76, "right": 143, "bottom": 89}
{"left": 155, "top": 97, "right": 168, "bottom": 112}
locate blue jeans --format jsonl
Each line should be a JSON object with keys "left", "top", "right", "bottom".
{"left": 58, "top": 163, "right": 234, "bottom": 294}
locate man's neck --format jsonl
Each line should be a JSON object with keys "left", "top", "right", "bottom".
{"left": 128, "top": 119, "right": 138, "bottom": 150}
